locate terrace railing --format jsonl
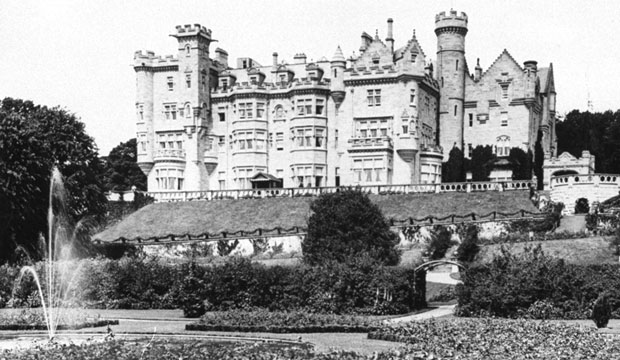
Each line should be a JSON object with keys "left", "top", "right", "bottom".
{"left": 144, "top": 180, "right": 534, "bottom": 203}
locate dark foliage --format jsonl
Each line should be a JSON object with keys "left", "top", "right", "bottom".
{"left": 426, "top": 226, "right": 454, "bottom": 260}
{"left": 469, "top": 145, "right": 495, "bottom": 181}
{"left": 508, "top": 147, "right": 533, "bottom": 180}
{"left": 302, "top": 190, "right": 400, "bottom": 266}
{"left": 102, "top": 138, "right": 147, "bottom": 191}
{"left": 441, "top": 146, "right": 466, "bottom": 182}
{"left": 556, "top": 109, "right": 620, "bottom": 174}
{"left": 592, "top": 292, "right": 612, "bottom": 328}
{"left": 534, "top": 131, "right": 544, "bottom": 189}
{"left": 455, "top": 245, "right": 620, "bottom": 319}
{"left": 575, "top": 198, "right": 590, "bottom": 214}
{"left": 0, "top": 98, "right": 107, "bottom": 263}
{"left": 455, "top": 225, "right": 480, "bottom": 263}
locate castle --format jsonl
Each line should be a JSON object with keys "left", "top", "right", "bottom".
{"left": 134, "top": 10, "right": 557, "bottom": 192}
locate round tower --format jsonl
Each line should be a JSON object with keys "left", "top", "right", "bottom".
{"left": 435, "top": 10, "right": 468, "bottom": 157}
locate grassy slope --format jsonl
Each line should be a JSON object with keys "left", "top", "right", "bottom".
{"left": 478, "top": 236, "right": 617, "bottom": 265}
{"left": 96, "top": 190, "right": 537, "bottom": 242}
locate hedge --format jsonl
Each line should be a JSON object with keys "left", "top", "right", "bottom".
{"left": 455, "top": 245, "right": 620, "bottom": 319}
{"left": 5, "top": 257, "right": 426, "bottom": 316}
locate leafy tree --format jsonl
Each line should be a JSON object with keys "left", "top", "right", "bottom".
{"left": 533, "top": 131, "right": 545, "bottom": 189}
{"left": 441, "top": 146, "right": 466, "bottom": 182}
{"left": 508, "top": 147, "right": 533, "bottom": 180}
{"left": 302, "top": 190, "right": 400, "bottom": 266}
{"left": 469, "top": 145, "right": 495, "bottom": 181}
{"left": 574, "top": 198, "right": 590, "bottom": 214}
{"left": 102, "top": 138, "right": 147, "bottom": 192}
{"left": 0, "top": 98, "right": 107, "bottom": 262}
{"left": 426, "top": 226, "right": 454, "bottom": 260}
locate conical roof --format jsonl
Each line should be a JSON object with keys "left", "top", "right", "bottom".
{"left": 331, "top": 46, "right": 346, "bottom": 63}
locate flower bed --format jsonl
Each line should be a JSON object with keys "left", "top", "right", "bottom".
{"left": 0, "top": 308, "right": 118, "bottom": 331}
{"left": 186, "top": 310, "right": 385, "bottom": 333}
{"left": 368, "top": 318, "right": 620, "bottom": 358}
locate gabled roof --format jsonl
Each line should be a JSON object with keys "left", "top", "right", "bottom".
{"left": 480, "top": 49, "right": 523, "bottom": 79}
{"left": 250, "top": 172, "right": 281, "bottom": 182}
{"left": 394, "top": 29, "right": 427, "bottom": 60}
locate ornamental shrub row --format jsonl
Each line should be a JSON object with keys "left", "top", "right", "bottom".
{"left": 4, "top": 256, "right": 426, "bottom": 315}
{"left": 455, "top": 245, "right": 620, "bottom": 319}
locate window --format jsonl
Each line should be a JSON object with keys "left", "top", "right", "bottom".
{"left": 186, "top": 74, "right": 191, "bottom": 88}
{"left": 401, "top": 117, "right": 409, "bottom": 135}
{"left": 501, "top": 112, "right": 508, "bottom": 126}
{"left": 218, "top": 172, "right": 226, "bottom": 190}
{"left": 291, "top": 126, "right": 326, "bottom": 148}
{"left": 410, "top": 89, "right": 416, "bottom": 105}
{"left": 367, "top": 89, "right": 381, "bottom": 107}
{"left": 456, "top": 60, "right": 459, "bottom": 71}
{"left": 441, "top": 77, "right": 444, "bottom": 87}
{"left": 167, "top": 77, "right": 174, "bottom": 91}
{"left": 138, "top": 134, "right": 147, "bottom": 154}
{"left": 496, "top": 136, "right": 510, "bottom": 157}
{"left": 291, "top": 165, "right": 324, "bottom": 188}
{"left": 315, "top": 99, "right": 324, "bottom": 115}
{"left": 136, "top": 104, "right": 144, "bottom": 121}
{"left": 256, "top": 103, "right": 265, "bottom": 118}
{"left": 468, "top": 143, "right": 473, "bottom": 158}
{"left": 333, "top": 69, "right": 337, "bottom": 78}
{"left": 297, "top": 98, "right": 313, "bottom": 115}
{"left": 335, "top": 167, "right": 340, "bottom": 187}
{"left": 201, "top": 74, "right": 206, "bottom": 90}
{"left": 276, "top": 132, "right": 284, "bottom": 150}
{"left": 234, "top": 167, "right": 258, "bottom": 189}
{"left": 163, "top": 104, "right": 177, "bottom": 120}
{"left": 274, "top": 105, "right": 285, "bottom": 120}
{"left": 352, "top": 157, "right": 387, "bottom": 184}
{"left": 279, "top": 74, "right": 286, "bottom": 83}
{"left": 185, "top": 44, "right": 190, "bottom": 56}
{"left": 234, "top": 130, "right": 266, "bottom": 152}
{"left": 185, "top": 104, "right": 191, "bottom": 118}
{"left": 218, "top": 136, "right": 225, "bottom": 149}
{"left": 355, "top": 119, "right": 390, "bottom": 138}
{"left": 255, "top": 131, "right": 266, "bottom": 150}
{"left": 469, "top": 113, "right": 473, "bottom": 127}
{"left": 237, "top": 102, "right": 254, "bottom": 119}
{"left": 219, "top": 112, "right": 225, "bottom": 122}
{"left": 420, "top": 163, "right": 441, "bottom": 184}
{"left": 155, "top": 168, "right": 184, "bottom": 190}
{"left": 221, "top": 79, "right": 228, "bottom": 89}
{"left": 454, "top": 105, "right": 457, "bottom": 117}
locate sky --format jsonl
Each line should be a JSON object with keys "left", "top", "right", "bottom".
{"left": 1, "top": 0, "right": 618, "bottom": 155}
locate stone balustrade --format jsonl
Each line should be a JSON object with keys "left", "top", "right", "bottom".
{"left": 145, "top": 180, "right": 535, "bottom": 203}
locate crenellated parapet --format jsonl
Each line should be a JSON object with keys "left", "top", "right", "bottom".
{"left": 133, "top": 50, "right": 179, "bottom": 71}
{"left": 435, "top": 10, "right": 468, "bottom": 36}
{"left": 173, "top": 23, "right": 212, "bottom": 39}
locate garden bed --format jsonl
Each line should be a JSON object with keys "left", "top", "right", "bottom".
{"left": 186, "top": 310, "right": 385, "bottom": 333}
{"left": 0, "top": 319, "right": 118, "bottom": 331}
{"left": 0, "top": 308, "right": 118, "bottom": 331}
{"left": 368, "top": 318, "right": 620, "bottom": 358}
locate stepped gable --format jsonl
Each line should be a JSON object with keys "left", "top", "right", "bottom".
{"left": 94, "top": 191, "right": 538, "bottom": 243}
{"left": 480, "top": 49, "right": 523, "bottom": 79}
{"left": 394, "top": 29, "right": 427, "bottom": 60}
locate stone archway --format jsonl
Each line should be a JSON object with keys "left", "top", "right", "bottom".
{"left": 413, "top": 260, "right": 465, "bottom": 306}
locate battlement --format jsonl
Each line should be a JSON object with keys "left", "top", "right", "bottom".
{"left": 133, "top": 50, "right": 178, "bottom": 67}
{"left": 435, "top": 10, "right": 468, "bottom": 29}
{"left": 174, "top": 23, "right": 212, "bottom": 38}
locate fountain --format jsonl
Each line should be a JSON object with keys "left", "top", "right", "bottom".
{"left": 14, "top": 167, "right": 84, "bottom": 341}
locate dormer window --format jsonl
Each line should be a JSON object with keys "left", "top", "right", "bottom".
{"left": 279, "top": 74, "right": 286, "bottom": 83}
{"left": 221, "top": 79, "right": 228, "bottom": 90}
{"left": 250, "top": 75, "right": 258, "bottom": 84}
{"left": 308, "top": 71, "right": 317, "bottom": 78}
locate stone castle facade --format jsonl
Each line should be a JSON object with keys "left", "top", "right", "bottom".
{"left": 134, "top": 10, "right": 556, "bottom": 192}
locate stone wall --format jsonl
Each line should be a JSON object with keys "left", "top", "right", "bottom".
{"left": 550, "top": 174, "right": 620, "bottom": 214}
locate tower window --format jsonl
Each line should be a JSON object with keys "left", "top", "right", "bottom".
{"left": 167, "top": 77, "right": 174, "bottom": 91}
{"left": 410, "top": 89, "right": 416, "bottom": 105}
{"left": 454, "top": 105, "right": 457, "bottom": 117}
{"left": 185, "top": 44, "right": 190, "bottom": 56}
{"left": 456, "top": 60, "right": 459, "bottom": 71}
{"left": 469, "top": 113, "right": 473, "bottom": 127}
{"left": 219, "top": 112, "right": 225, "bottom": 122}
{"left": 468, "top": 143, "right": 473, "bottom": 157}
{"left": 441, "top": 77, "right": 444, "bottom": 87}
{"left": 333, "top": 69, "right": 337, "bottom": 78}
{"left": 186, "top": 74, "right": 191, "bottom": 88}
{"left": 367, "top": 89, "right": 381, "bottom": 107}
{"left": 501, "top": 112, "right": 508, "bottom": 126}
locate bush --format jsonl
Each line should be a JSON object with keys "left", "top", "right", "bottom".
{"left": 575, "top": 198, "right": 590, "bottom": 214}
{"left": 592, "top": 293, "right": 612, "bottom": 328}
{"left": 455, "top": 245, "right": 620, "bottom": 319}
{"left": 426, "top": 226, "right": 454, "bottom": 260}
{"left": 302, "top": 190, "right": 400, "bottom": 266}
{"left": 455, "top": 225, "right": 479, "bottom": 263}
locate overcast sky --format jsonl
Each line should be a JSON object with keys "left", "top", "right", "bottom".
{"left": 1, "top": 0, "right": 618, "bottom": 155}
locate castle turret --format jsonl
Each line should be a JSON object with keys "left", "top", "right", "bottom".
{"left": 134, "top": 51, "right": 155, "bottom": 176}
{"left": 172, "top": 24, "right": 214, "bottom": 191}
{"left": 330, "top": 46, "right": 346, "bottom": 108}
{"left": 435, "top": 10, "right": 468, "bottom": 158}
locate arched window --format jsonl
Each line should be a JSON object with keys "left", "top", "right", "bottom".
{"left": 185, "top": 44, "right": 191, "bottom": 56}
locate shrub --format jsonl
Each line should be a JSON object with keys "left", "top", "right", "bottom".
{"left": 455, "top": 225, "right": 479, "bottom": 263}
{"left": 426, "top": 226, "right": 454, "bottom": 260}
{"left": 575, "top": 197, "right": 590, "bottom": 214}
{"left": 302, "top": 190, "right": 400, "bottom": 266}
{"left": 592, "top": 292, "right": 612, "bottom": 328}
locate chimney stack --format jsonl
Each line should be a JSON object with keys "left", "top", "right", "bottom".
{"left": 272, "top": 52, "right": 278, "bottom": 67}
{"left": 386, "top": 18, "right": 394, "bottom": 53}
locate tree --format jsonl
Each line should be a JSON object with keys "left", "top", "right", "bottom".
{"left": 469, "top": 145, "right": 495, "bottom": 181}
{"left": 103, "top": 138, "right": 147, "bottom": 192}
{"left": 456, "top": 225, "right": 480, "bottom": 263}
{"left": 534, "top": 130, "right": 545, "bottom": 190}
{"left": 442, "top": 146, "right": 466, "bottom": 182}
{"left": 0, "top": 98, "right": 107, "bottom": 262}
{"left": 302, "top": 190, "right": 400, "bottom": 266}
{"left": 508, "top": 147, "right": 533, "bottom": 180}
